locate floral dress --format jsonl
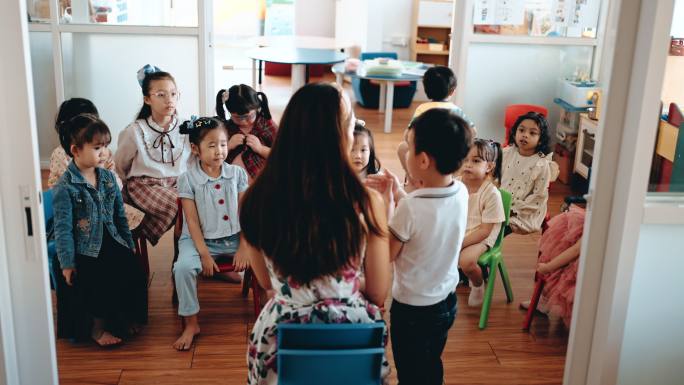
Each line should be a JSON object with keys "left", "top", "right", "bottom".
{"left": 247, "top": 259, "right": 390, "bottom": 385}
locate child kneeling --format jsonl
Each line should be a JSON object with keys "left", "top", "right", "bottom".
{"left": 172, "top": 117, "right": 249, "bottom": 351}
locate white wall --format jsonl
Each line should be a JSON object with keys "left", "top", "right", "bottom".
{"left": 29, "top": 31, "right": 59, "bottom": 168}
{"left": 379, "top": 0, "right": 412, "bottom": 59}
{"left": 295, "top": 0, "right": 335, "bottom": 37}
{"left": 616, "top": 224, "right": 684, "bottom": 385}
{"left": 462, "top": 44, "right": 594, "bottom": 142}
{"left": 672, "top": 0, "right": 684, "bottom": 37}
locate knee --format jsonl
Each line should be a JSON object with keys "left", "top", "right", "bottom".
{"left": 173, "top": 258, "right": 198, "bottom": 280}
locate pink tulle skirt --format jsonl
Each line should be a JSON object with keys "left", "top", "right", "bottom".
{"left": 537, "top": 205, "right": 585, "bottom": 327}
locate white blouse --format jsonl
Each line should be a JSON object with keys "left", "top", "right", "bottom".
{"left": 500, "top": 146, "right": 559, "bottom": 234}
{"left": 114, "top": 117, "right": 191, "bottom": 180}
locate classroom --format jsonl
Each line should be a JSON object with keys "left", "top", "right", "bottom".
{"left": 0, "top": 1, "right": 683, "bottom": 384}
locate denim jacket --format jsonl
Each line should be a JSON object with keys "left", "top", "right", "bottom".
{"left": 53, "top": 161, "right": 135, "bottom": 269}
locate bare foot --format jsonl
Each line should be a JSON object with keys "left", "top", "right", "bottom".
{"left": 173, "top": 324, "right": 200, "bottom": 351}
{"left": 92, "top": 331, "right": 122, "bottom": 347}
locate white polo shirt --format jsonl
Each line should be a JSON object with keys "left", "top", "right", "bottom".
{"left": 389, "top": 180, "right": 468, "bottom": 306}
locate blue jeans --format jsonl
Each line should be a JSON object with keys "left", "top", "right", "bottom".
{"left": 173, "top": 233, "right": 240, "bottom": 316}
{"left": 390, "top": 292, "right": 457, "bottom": 385}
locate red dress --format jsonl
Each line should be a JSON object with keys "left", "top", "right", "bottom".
{"left": 537, "top": 205, "right": 585, "bottom": 327}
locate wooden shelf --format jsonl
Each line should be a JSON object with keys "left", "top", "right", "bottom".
{"left": 416, "top": 50, "right": 450, "bottom": 56}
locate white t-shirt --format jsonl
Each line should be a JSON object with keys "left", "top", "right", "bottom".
{"left": 389, "top": 181, "right": 468, "bottom": 306}
{"left": 464, "top": 180, "right": 505, "bottom": 248}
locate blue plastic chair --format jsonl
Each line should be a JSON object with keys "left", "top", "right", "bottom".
{"left": 43, "top": 189, "right": 58, "bottom": 290}
{"left": 277, "top": 322, "right": 385, "bottom": 385}
{"left": 352, "top": 52, "right": 417, "bottom": 109}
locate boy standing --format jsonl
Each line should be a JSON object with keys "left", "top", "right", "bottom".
{"left": 380, "top": 108, "right": 472, "bottom": 385}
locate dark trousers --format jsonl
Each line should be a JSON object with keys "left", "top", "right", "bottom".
{"left": 390, "top": 292, "right": 457, "bottom": 385}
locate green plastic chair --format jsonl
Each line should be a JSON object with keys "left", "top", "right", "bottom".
{"left": 476, "top": 189, "right": 513, "bottom": 329}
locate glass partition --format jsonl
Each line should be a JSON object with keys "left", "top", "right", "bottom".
{"left": 60, "top": 32, "right": 200, "bottom": 152}
{"left": 55, "top": 0, "right": 198, "bottom": 26}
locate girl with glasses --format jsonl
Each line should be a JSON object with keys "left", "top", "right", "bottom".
{"left": 215, "top": 84, "right": 277, "bottom": 182}
{"left": 114, "top": 64, "right": 191, "bottom": 246}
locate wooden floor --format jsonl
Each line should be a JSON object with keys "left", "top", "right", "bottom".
{"left": 50, "top": 73, "right": 571, "bottom": 385}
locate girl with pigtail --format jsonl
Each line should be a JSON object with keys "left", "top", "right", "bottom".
{"left": 215, "top": 84, "right": 277, "bottom": 181}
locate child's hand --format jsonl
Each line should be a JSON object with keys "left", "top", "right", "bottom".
{"left": 228, "top": 134, "right": 246, "bottom": 150}
{"left": 104, "top": 158, "right": 115, "bottom": 171}
{"left": 536, "top": 262, "right": 553, "bottom": 275}
{"left": 233, "top": 251, "right": 250, "bottom": 272}
{"left": 244, "top": 134, "right": 263, "bottom": 154}
{"left": 365, "top": 174, "right": 389, "bottom": 194}
{"left": 62, "top": 268, "right": 76, "bottom": 286}
{"left": 200, "top": 254, "right": 220, "bottom": 277}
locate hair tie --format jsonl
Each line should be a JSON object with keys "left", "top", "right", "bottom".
{"left": 137, "top": 64, "right": 162, "bottom": 87}
{"left": 180, "top": 115, "right": 199, "bottom": 134}
{"left": 356, "top": 119, "right": 366, "bottom": 127}
{"left": 221, "top": 90, "right": 229, "bottom": 104}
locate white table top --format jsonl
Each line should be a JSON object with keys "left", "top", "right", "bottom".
{"left": 249, "top": 35, "right": 354, "bottom": 50}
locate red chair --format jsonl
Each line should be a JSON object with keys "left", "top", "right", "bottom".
{"left": 171, "top": 199, "right": 264, "bottom": 318}
{"left": 503, "top": 104, "right": 549, "bottom": 145}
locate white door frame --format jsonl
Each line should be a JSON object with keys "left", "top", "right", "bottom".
{"left": 566, "top": 1, "right": 677, "bottom": 384}
{"left": 0, "top": 1, "right": 60, "bottom": 384}
{"left": 29, "top": 0, "right": 214, "bottom": 115}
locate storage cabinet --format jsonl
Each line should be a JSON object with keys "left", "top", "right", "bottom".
{"left": 411, "top": 0, "right": 453, "bottom": 66}
{"left": 574, "top": 114, "right": 598, "bottom": 179}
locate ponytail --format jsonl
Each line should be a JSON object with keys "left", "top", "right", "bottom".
{"left": 492, "top": 141, "right": 503, "bottom": 186}
{"left": 256, "top": 91, "right": 272, "bottom": 120}
{"left": 215, "top": 89, "right": 227, "bottom": 120}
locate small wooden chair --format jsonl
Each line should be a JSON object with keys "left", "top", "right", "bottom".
{"left": 171, "top": 199, "right": 263, "bottom": 317}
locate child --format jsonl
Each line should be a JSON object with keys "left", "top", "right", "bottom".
{"left": 53, "top": 114, "right": 148, "bottom": 347}
{"left": 521, "top": 205, "right": 585, "bottom": 328}
{"left": 397, "top": 66, "right": 475, "bottom": 187}
{"left": 172, "top": 116, "right": 249, "bottom": 351}
{"left": 48, "top": 98, "right": 144, "bottom": 229}
{"left": 457, "top": 139, "right": 506, "bottom": 307}
{"left": 216, "top": 84, "right": 277, "bottom": 181}
{"left": 237, "top": 83, "right": 391, "bottom": 385}
{"left": 350, "top": 119, "right": 382, "bottom": 180}
{"left": 382, "top": 108, "right": 472, "bottom": 385}
{"left": 501, "top": 112, "right": 559, "bottom": 235}
{"left": 115, "top": 64, "right": 191, "bottom": 245}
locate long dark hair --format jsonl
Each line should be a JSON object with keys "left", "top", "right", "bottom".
{"left": 353, "top": 121, "right": 381, "bottom": 175}
{"left": 507, "top": 111, "right": 551, "bottom": 155}
{"left": 215, "top": 84, "right": 271, "bottom": 121}
{"left": 136, "top": 71, "right": 176, "bottom": 120}
{"left": 55, "top": 98, "right": 99, "bottom": 133}
{"left": 472, "top": 138, "right": 503, "bottom": 185}
{"left": 239, "top": 83, "right": 382, "bottom": 285}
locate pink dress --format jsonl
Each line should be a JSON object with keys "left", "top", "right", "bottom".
{"left": 537, "top": 205, "right": 585, "bottom": 327}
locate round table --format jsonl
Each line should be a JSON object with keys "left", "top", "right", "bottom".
{"left": 332, "top": 62, "right": 425, "bottom": 133}
{"left": 247, "top": 47, "right": 347, "bottom": 94}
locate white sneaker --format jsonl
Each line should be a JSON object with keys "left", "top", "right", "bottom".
{"left": 468, "top": 283, "right": 484, "bottom": 307}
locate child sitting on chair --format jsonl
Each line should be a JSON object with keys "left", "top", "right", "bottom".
{"left": 350, "top": 119, "right": 382, "bottom": 181}
{"left": 501, "top": 112, "right": 558, "bottom": 235}
{"left": 172, "top": 117, "right": 249, "bottom": 351}
{"left": 521, "top": 205, "right": 585, "bottom": 328}
{"left": 457, "top": 139, "right": 506, "bottom": 307}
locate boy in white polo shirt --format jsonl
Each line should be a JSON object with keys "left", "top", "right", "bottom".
{"left": 379, "top": 108, "right": 472, "bottom": 385}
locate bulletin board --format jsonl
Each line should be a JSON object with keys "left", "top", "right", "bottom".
{"left": 473, "top": 0, "right": 600, "bottom": 38}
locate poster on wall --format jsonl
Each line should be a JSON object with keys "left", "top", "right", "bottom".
{"left": 474, "top": 0, "right": 526, "bottom": 25}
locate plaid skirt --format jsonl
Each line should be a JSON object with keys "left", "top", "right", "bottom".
{"left": 124, "top": 176, "right": 178, "bottom": 245}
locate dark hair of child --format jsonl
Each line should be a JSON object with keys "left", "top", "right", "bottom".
{"left": 55, "top": 98, "right": 99, "bottom": 134}
{"left": 353, "top": 121, "right": 381, "bottom": 175}
{"left": 215, "top": 84, "right": 271, "bottom": 121}
{"left": 179, "top": 116, "right": 228, "bottom": 146}
{"left": 422, "top": 66, "right": 457, "bottom": 101}
{"left": 136, "top": 71, "right": 177, "bottom": 120}
{"left": 239, "top": 82, "right": 382, "bottom": 285}
{"left": 59, "top": 114, "right": 112, "bottom": 158}
{"left": 471, "top": 138, "right": 503, "bottom": 185}
{"left": 408, "top": 108, "right": 473, "bottom": 175}
{"left": 507, "top": 111, "right": 552, "bottom": 155}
